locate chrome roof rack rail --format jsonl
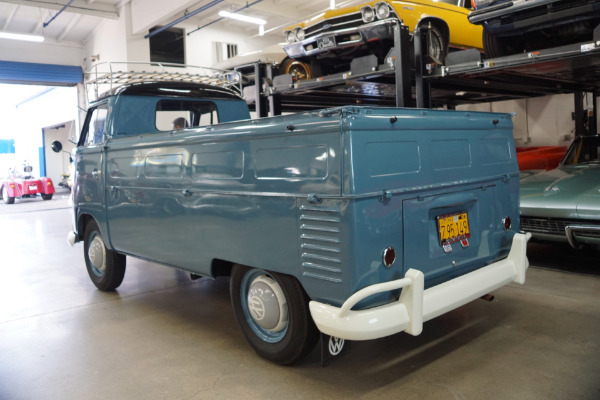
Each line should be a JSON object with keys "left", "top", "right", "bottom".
{"left": 85, "top": 61, "right": 242, "bottom": 103}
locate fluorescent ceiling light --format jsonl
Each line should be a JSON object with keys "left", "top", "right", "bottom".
{"left": 0, "top": 32, "right": 44, "bottom": 42}
{"left": 218, "top": 11, "right": 266, "bottom": 25}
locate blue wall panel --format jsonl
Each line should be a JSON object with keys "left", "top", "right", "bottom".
{"left": 0, "top": 139, "right": 15, "bottom": 153}
{"left": 0, "top": 61, "right": 82, "bottom": 86}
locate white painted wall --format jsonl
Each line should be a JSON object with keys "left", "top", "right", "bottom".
{"left": 458, "top": 93, "right": 599, "bottom": 147}
{"left": 0, "top": 39, "right": 83, "bottom": 66}
{"left": 43, "top": 122, "right": 77, "bottom": 185}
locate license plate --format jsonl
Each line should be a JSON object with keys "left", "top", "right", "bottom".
{"left": 437, "top": 211, "right": 470, "bottom": 245}
{"left": 317, "top": 35, "right": 336, "bottom": 50}
{"left": 29, "top": 185, "right": 38, "bottom": 191}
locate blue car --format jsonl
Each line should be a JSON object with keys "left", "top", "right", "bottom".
{"left": 469, "top": 0, "right": 600, "bottom": 58}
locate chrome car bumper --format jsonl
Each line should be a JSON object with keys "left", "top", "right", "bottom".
{"left": 566, "top": 224, "right": 600, "bottom": 248}
{"left": 309, "top": 232, "right": 531, "bottom": 341}
{"left": 283, "top": 18, "right": 398, "bottom": 59}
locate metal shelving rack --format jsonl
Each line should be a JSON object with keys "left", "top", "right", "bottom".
{"left": 244, "top": 23, "right": 600, "bottom": 136}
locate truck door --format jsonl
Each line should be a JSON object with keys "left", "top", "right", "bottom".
{"left": 73, "top": 104, "right": 108, "bottom": 230}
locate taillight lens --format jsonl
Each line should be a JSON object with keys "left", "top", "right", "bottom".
{"left": 503, "top": 217, "right": 512, "bottom": 231}
{"left": 382, "top": 247, "right": 396, "bottom": 267}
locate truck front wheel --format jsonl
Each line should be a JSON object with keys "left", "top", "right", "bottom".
{"left": 83, "top": 220, "right": 126, "bottom": 291}
{"left": 230, "top": 264, "right": 319, "bottom": 365}
{"left": 2, "top": 185, "right": 15, "bottom": 204}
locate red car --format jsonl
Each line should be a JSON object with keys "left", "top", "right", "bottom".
{"left": 516, "top": 146, "right": 567, "bottom": 171}
{"left": 1, "top": 163, "right": 55, "bottom": 204}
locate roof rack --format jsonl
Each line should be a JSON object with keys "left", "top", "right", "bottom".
{"left": 85, "top": 62, "right": 242, "bottom": 103}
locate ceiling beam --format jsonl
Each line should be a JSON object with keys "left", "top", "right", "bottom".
{"left": 0, "top": 0, "right": 119, "bottom": 19}
{"left": 57, "top": 13, "right": 81, "bottom": 41}
{"left": 224, "top": 0, "right": 300, "bottom": 20}
{"left": 2, "top": 4, "right": 19, "bottom": 30}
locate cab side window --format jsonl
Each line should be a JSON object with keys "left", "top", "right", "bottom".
{"left": 82, "top": 105, "right": 108, "bottom": 146}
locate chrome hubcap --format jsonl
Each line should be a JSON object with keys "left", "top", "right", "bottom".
{"left": 247, "top": 275, "right": 288, "bottom": 332}
{"left": 88, "top": 235, "right": 106, "bottom": 275}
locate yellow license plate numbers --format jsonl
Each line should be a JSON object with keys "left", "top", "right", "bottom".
{"left": 437, "top": 211, "right": 470, "bottom": 245}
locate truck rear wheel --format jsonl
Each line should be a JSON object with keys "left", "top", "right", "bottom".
{"left": 83, "top": 220, "right": 126, "bottom": 291}
{"left": 42, "top": 194, "right": 53, "bottom": 201}
{"left": 230, "top": 264, "right": 319, "bottom": 365}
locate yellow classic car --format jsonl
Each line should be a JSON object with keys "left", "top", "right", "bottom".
{"left": 283, "top": 0, "right": 482, "bottom": 77}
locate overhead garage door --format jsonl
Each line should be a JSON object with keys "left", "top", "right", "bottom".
{"left": 0, "top": 61, "right": 82, "bottom": 86}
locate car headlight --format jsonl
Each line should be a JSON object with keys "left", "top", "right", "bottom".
{"left": 374, "top": 2, "right": 390, "bottom": 19}
{"left": 294, "top": 27, "right": 305, "bottom": 41}
{"left": 361, "top": 6, "right": 375, "bottom": 23}
{"left": 284, "top": 30, "right": 295, "bottom": 43}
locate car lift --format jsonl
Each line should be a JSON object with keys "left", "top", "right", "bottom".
{"left": 241, "top": 22, "right": 600, "bottom": 136}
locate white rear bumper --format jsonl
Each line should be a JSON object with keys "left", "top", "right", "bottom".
{"left": 309, "top": 232, "right": 531, "bottom": 341}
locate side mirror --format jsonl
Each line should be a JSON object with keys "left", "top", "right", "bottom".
{"left": 51, "top": 141, "right": 63, "bottom": 153}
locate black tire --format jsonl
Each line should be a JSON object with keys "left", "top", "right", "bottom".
{"left": 42, "top": 193, "right": 53, "bottom": 201}
{"left": 83, "top": 220, "right": 126, "bottom": 291}
{"left": 483, "top": 30, "right": 523, "bottom": 59}
{"left": 2, "top": 185, "right": 15, "bottom": 204}
{"left": 230, "top": 264, "right": 319, "bottom": 365}
{"left": 420, "top": 23, "right": 447, "bottom": 65}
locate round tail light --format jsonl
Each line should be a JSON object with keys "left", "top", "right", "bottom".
{"left": 382, "top": 247, "right": 396, "bottom": 267}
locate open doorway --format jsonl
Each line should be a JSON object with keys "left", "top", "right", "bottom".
{"left": 43, "top": 121, "right": 77, "bottom": 189}
{"left": 0, "top": 83, "right": 78, "bottom": 180}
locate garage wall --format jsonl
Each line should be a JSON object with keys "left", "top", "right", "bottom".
{"left": 458, "top": 93, "right": 600, "bottom": 147}
{"left": 0, "top": 40, "right": 83, "bottom": 66}
{"left": 43, "top": 122, "right": 76, "bottom": 185}
{"left": 83, "top": 2, "right": 276, "bottom": 70}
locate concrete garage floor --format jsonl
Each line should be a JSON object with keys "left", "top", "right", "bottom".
{"left": 1, "top": 192, "right": 599, "bottom": 400}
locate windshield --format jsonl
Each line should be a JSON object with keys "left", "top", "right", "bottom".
{"left": 561, "top": 136, "right": 600, "bottom": 165}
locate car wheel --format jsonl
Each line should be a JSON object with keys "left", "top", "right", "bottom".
{"left": 280, "top": 58, "right": 313, "bottom": 81}
{"left": 2, "top": 185, "right": 15, "bottom": 204}
{"left": 483, "top": 30, "right": 524, "bottom": 59}
{"left": 83, "top": 220, "right": 126, "bottom": 291}
{"left": 42, "top": 193, "right": 53, "bottom": 201}
{"left": 420, "top": 23, "right": 447, "bottom": 65}
{"left": 230, "top": 264, "right": 319, "bottom": 365}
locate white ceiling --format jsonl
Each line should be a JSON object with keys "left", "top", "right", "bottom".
{"left": 0, "top": 0, "right": 364, "bottom": 45}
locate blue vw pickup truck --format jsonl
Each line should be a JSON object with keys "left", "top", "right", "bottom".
{"left": 68, "top": 75, "right": 530, "bottom": 365}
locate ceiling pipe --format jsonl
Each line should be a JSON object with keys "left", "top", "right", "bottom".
{"left": 187, "top": 0, "right": 265, "bottom": 37}
{"left": 144, "top": 0, "right": 225, "bottom": 39}
{"left": 43, "top": 0, "right": 75, "bottom": 28}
